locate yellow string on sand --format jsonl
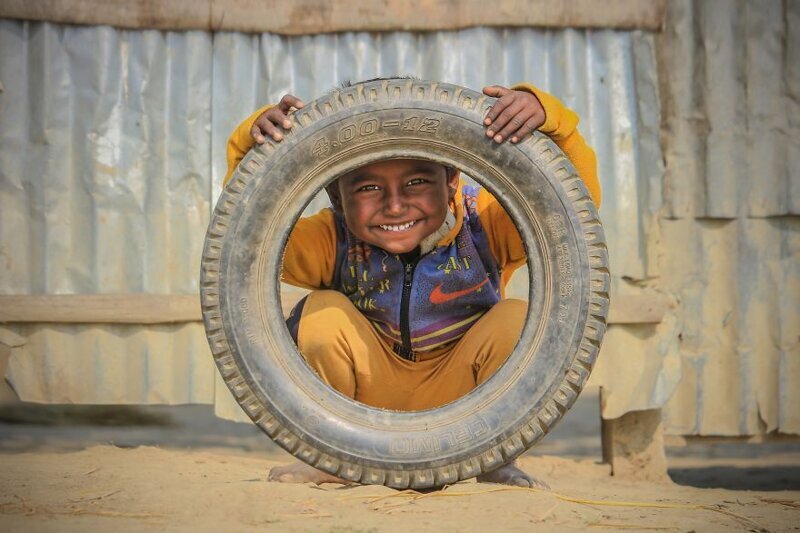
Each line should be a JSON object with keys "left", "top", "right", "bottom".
{"left": 341, "top": 485, "right": 768, "bottom": 531}
{"left": 587, "top": 522, "right": 675, "bottom": 530}
{"left": 364, "top": 489, "right": 421, "bottom": 504}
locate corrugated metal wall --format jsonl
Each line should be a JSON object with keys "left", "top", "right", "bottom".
{"left": 1, "top": 20, "right": 664, "bottom": 420}
{"left": 0, "top": 22, "right": 217, "bottom": 405}
{"left": 206, "top": 27, "right": 670, "bottom": 421}
{"left": 656, "top": 0, "right": 800, "bottom": 435}
{"left": 1, "top": 2, "right": 797, "bottom": 436}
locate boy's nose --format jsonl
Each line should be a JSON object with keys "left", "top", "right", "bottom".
{"left": 383, "top": 190, "right": 407, "bottom": 215}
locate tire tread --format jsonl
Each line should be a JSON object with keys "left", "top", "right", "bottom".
{"left": 200, "top": 79, "right": 609, "bottom": 489}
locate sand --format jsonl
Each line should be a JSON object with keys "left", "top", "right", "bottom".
{"left": 0, "top": 445, "right": 797, "bottom": 532}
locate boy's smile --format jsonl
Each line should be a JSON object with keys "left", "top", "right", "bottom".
{"left": 329, "top": 159, "right": 459, "bottom": 254}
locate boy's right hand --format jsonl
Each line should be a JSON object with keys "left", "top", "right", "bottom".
{"left": 251, "top": 94, "right": 305, "bottom": 144}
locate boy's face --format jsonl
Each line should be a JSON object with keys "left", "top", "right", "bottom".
{"left": 328, "top": 159, "right": 459, "bottom": 254}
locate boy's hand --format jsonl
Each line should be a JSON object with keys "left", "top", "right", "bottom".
{"left": 251, "top": 94, "right": 305, "bottom": 144}
{"left": 482, "top": 86, "right": 546, "bottom": 144}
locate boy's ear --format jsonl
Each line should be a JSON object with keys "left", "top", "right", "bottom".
{"left": 325, "top": 181, "right": 343, "bottom": 212}
{"left": 447, "top": 167, "right": 460, "bottom": 200}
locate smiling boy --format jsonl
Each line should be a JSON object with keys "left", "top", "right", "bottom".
{"left": 224, "top": 81, "right": 601, "bottom": 488}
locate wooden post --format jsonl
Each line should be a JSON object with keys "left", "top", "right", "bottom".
{"left": 0, "top": 330, "right": 24, "bottom": 403}
{"left": 600, "top": 387, "right": 671, "bottom": 483}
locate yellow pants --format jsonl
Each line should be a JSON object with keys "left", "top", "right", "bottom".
{"left": 296, "top": 290, "right": 526, "bottom": 411}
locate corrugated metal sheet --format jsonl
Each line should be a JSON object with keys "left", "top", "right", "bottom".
{"left": 1, "top": 20, "right": 663, "bottom": 420}
{"left": 659, "top": 0, "right": 800, "bottom": 219}
{"left": 0, "top": 21, "right": 215, "bottom": 405}
{"left": 660, "top": 217, "right": 800, "bottom": 435}
{"left": 10, "top": 13, "right": 795, "bottom": 437}
{"left": 655, "top": 0, "right": 800, "bottom": 435}
{"left": 4, "top": 323, "right": 215, "bottom": 404}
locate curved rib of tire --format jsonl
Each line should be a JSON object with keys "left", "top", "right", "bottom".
{"left": 200, "top": 78, "right": 609, "bottom": 489}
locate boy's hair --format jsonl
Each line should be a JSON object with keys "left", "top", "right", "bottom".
{"left": 323, "top": 75, "right": 457, "bottom": 210}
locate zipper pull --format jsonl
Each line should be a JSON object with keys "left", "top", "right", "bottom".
{"left": 404, "top": 263, "right": 414, "bottom": 286}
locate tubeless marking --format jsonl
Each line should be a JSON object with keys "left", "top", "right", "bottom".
{"left": 547, "top": 214, "right": 567, "bottom": 240}
{"left": 310, "top": 115, "right": 441, "bottom": 158}
{"left": 388, "top": 418, "right": 488, "bottom": 456}
{"left": 547, "top": 214, "right": 574, "bottom": 322}
{"left": 239, "top": 297, "right": 257, "bottom": 345}
{"left": 556, "top": 243, "right": 573, "bottom": 298}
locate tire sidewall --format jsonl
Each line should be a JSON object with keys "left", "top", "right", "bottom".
{"left": 202, "top": 80, "right": 606, "bottom": 485}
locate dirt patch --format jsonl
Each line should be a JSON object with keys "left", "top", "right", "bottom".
{"left": 0, "top": 446, "right": 796, "bottom": 532}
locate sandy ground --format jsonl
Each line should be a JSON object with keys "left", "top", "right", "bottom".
{"left": 0, "top": 446, "right": 798, "bottom": 532}
{"left": 0, "top": 392, "right": 797, "bottom": 531}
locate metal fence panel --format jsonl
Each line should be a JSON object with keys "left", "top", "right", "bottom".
{"left": 660, "top": 0, "right": 800, "bottom": 219}
{"left": 659, "top": 217, "right": 800, "bottom": 434}
{"left": 653, "top": 0, "right": 800, "bottom": 435}
{"left": 0, "top": 21, "right": 214, "bottom": 404}
{"left": 7, "top": 16, "right": 796, "bottom": 436}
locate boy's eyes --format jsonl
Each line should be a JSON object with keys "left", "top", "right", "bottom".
{"left": 354, "top": 177, "right": 430, "bottom": 192}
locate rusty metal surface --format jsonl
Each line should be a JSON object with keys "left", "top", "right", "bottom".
{"left": 1, "top": 20, "right": 660, "bottom": 419}
{"left": 658, "top": 216, "right": 800, "bottom": 435}
{"left": 2, "top": 12, "right": 796, "bottom": 436}
{"left": 659, "top": 0, "right": 800, "bottom": 219}
{"left": 652, "top": 0, "right": 800, "bottom": 435}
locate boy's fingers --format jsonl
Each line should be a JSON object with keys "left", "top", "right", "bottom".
{"left": 275, "top": 95, "right": 305, "bottom": 129}
{"left": 266, "top": 108, "right": 294, "bottom": 130}
{"left": 250, "top": 124, "right": 266, "bottom": 144}
{"left": 484, "top": 97, "right": 512, "bottom": 126}
{"left": 486, "top": 101, "right": 527, "bottom": 140}
{"left": 483, "top": 85, "right": 510, "bottom": 98}
{"left": 483, "top": 86, "right": 512, "bottom": 125}
{"left": 255, "top": 117, "right": 283, "bottom": 142}
{"left": 278, "top": 94, "right": 305, "bottom": 112}
{"left": 496, "top": 108, "right": 536, "bottom": 141}
{"left": 509, "top": 116, "right": 540, "bottom": 143}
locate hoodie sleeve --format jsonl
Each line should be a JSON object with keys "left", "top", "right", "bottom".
{"left": 511, "top": 83, "right": 602, "bottom": 207}
{"left": 223, "top": 105, "right": 336, "bottom": 289}
{"left": 223, "top": 104, "right": 273, "bottom": 186}
{"left": 281, "top": 208, "right": 337, "bottom": 290}
{"left": 479, "top": 84, "right": 601, "bottom": 293}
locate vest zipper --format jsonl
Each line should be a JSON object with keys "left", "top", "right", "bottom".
{"left": 399, "top": 257, "right": 418, "bottom": 360}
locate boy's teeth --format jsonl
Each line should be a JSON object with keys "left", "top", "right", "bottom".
{"left": 380, "top": 220, "right": 416, "bottom": 232}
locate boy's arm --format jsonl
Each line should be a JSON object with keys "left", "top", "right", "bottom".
{"left": 485, "top": 84, "right": 601, "bottom": 207}
{"left": 223, "top": 96, "right": 332, "bottom": 289}
{"left": 478, "top": 84, "right": 600, "bottom": 290}
{"left": 476, "top": 187, "right": 527, "bottom": 294}
{"left": 224, "top": 105, "right": 272, "bottom": 186}
{"left": 224, "top": 95, "right": 306, "bottom": 186}
{"left": 511, "top": 83, "right": 601, "bottom": 207}
{"left": 282, "top": 209, "right": 337, "bottom": 290}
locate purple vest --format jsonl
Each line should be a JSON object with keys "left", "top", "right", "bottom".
{"left": 325, "top": 184, "right": 503, "bottom": 356}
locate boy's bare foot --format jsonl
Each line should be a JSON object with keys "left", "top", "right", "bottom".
{"left": 267, "top": 461, "right": 349, "bottom": 485}
{"left": 476, "top": 461, "right": 550, "bottom": 490}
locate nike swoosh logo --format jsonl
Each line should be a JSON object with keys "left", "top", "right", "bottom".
{"left": 429, "top": 279, "right": 489, "bottom": 304}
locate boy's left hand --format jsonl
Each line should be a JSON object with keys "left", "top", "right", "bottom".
{"left": 482, "top": 86, "right": 546, "bottom": 144}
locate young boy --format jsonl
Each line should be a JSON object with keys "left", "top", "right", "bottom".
{"left": 225, "top": 81, "right": 601, "bottom": 488}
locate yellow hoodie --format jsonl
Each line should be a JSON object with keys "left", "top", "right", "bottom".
{"left": 224, "top": 84, "right": 601, "bottom": 292}
{"left": 224, "top": 84, "right": 601, "bottom": 207}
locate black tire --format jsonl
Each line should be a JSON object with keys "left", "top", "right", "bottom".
{"left": 201, "top": 79, "right": 609, "bottom": 489}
